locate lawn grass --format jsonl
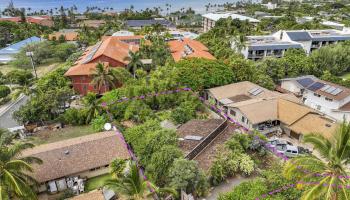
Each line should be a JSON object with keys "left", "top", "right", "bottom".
{"left": 85, "top": 173, "right": 112, "bottom": 192}
{"left": 340, "top": 72, "right": 350, "bottom": 80}
{"left": 0, "top": 61, "right": 62, "bottom": 78}
{"left": 28, "top": 125, "right": 96, "bottom": 145}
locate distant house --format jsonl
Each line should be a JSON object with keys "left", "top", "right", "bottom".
{"left": 79, "top": 20, "right": 106, "bottom": 28}
{"left": 0, "top": 16, "right": 53, "bottom": 27}
{"left": 202, "top": 12, "right": 260, "bottom": 32}
{"left": 64, "top": 36, "right": 145, "bottom": 95}
{"left": 126, "top": 18, "right": 176, "bottom": 30}
{"left": 48, "top": 29, "right": 79, "bottom": 41}
{"left": 234, "top": 29, "right": 350, "bottom": 61}
{"left": 168, "top": 38, "right": 215, "bottom": 62}
{"left": 205, "top": 81, "right": 337, "bottom": 140}
{"left": 112, "top": 30, "right": 134, "bottom": 37}
{"left": 280, "top": 75, "right": 350, "bottom": 122}
{"left": 0, "top": 36, "right": 41, "bottom": 63}
{"left": 21, "top": 131, "right": 130, "bottom": 193}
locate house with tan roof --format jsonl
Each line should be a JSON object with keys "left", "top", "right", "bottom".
{"left": 205, "top": 81, "right": 337, "bottom": 140}
{"left": 280, "top": 75, "right": 350, "bottom": 122}
{"left": 168, "top": 38, "right": 215, "bottom": 62}
{"left": 49, "top": 29, "right": 79, "bottom": 41}
{"left": 64, "top": 36, "right": 145, "bottom": 95}
{"left": 21, "top": 131, "right": 129, "bottom": 193}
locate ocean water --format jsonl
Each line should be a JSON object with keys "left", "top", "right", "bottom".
{"left": 0, "top": 0, "right": 249, "bottom": 14}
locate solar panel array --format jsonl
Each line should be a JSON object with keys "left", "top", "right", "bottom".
{"left": 248, "top": 87, "right": 263, "bottom": 96}
{"left": 296, "top": 78, "right": 315, "bottom": 87}
{"left": 320, "top": 84, "right": 343, "bottom": 96}
{"left": 307, "top": 82, "right": 325, "bottom": 92}
{"left": 82, "top": 41, "right": 102, "bottom": 64}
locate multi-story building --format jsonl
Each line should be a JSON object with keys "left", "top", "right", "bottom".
{"left": 280, "top": 75, "right": 350, "bottom": 122}
{"left": 234, "top": 35, "right": 303, "bottom": 61}
{"left": 64, "top": 35, "right": 147, "bottom": 95}
{"left": 202, "top": 12, "right": 260, "bottom": 32}
{"left": 233, "top": 29, "right": 350, "bottom": 60}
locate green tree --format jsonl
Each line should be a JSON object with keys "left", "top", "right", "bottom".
{"left": 83, "top": 92, "right": 102, "bottom": 124}
{"left": 284, "top": 122, "right": 350, "bottom": 200}
{"left": 0, "top": 129, "right": 42, "bottom": 200}
{"left": 91, "top": 63, "right": 118, "bottom": 93}
{"left": 174, "top": 58, "right": 234, "bottom": 91}
{"left": 0, "top": 85, "right": 11, "bottom": 98}
{"left": 168, "top": 158, "right": 209, "bottom": 197}
{"left": 147, "top": 145, "right": 183, "bottom": 186}
{"left": 124, "top": 51, "right": 143, "bottom": 78}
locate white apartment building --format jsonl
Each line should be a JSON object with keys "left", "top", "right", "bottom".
{"left": 281, "top": 75, "right": 350, "bottom": 122}
{"left": 233, "top": 29, "right": 350, "bottom": 60}
{"left": 202, "top": 12, "right": 260, "bottom": 32}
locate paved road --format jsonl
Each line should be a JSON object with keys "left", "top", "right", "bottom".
{"left": 0, "top": 96, "right": 29, "bottom": 129}
{"left": 203, "top": 175, "right": 255, "bottom": 200}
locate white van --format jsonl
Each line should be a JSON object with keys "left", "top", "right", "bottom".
{"left": 284, "top": 145, "right": 299, "bottom": 158}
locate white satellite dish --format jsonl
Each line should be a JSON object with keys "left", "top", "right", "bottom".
{"left": 104, "top": 123, "right": 112, "bottom": 131}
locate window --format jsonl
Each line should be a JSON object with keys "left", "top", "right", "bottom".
{"left": 241, "top": 116, "right": 245, "bottom": 123}
{"left": 313, "top": 93, "right": 321, "bottom": 97}
{"left": 317, "top": 105, "right": 321, "bottom": 110}
{"left": 230, "top": 110, "right": 236, "bottom": 116}
{"left": 325, "top": 97, "right": 333, "bottom": 102}
{"left": 83, "top": 85, "right": 87, "bottom": 92}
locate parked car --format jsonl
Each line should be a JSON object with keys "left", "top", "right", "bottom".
{"left": 284, "top": 145, "right": 299, "bottom": 158}
{"left": 298, "top": 146, "right": 312, "bottom": 154}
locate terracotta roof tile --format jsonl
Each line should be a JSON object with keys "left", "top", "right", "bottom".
{"left": 168, "top": 38, "right": 215, "bottom": 62}
{"left": 49, "top": 32, "right": 78, "bottom": 41}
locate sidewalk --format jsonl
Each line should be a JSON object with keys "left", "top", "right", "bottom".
{"left": 0, "top": 94, "right": 24, "bottom": 117}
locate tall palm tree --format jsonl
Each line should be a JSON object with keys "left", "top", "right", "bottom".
{"left": 124, "top": 51, "right": 143, "bottom": 79}
{"left": 91, "top": 62, "right": 117, "bottom": 94}
{"left": 231, "top": 34, "right": 247, "bottom": 53}
{"left": 0, "top": 129, "right": 42, "bottom": 200}
{"left": 105, "top": 161, "right": 177, "bottom": 200}
{"left": 284, "top": 122, "right": 350, "bottom": 200}
{"left": 83, "top": 92, "right": 102, "bottom": 124}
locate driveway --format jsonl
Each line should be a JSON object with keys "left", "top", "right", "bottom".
{"left": 0, "top": 95, "right": 29, "bottom": 129}
{"left": 203, "top": 175, "right": 256, "bottom": 200}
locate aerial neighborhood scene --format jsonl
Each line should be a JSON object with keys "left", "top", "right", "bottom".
{"left": 2, "top": 0, "right": 350, "bottom": 199}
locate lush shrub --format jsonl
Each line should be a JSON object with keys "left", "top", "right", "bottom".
{"left": 171, "top": 100, "right": 197, "bottom": 124}
{"left": 6, "top": 70, "right": 33, "bottom": 86}
{"left": 91, "top": 115, "right": 108, "bottom": 132}
{"left": 61, "top": 108, "right": 87, "bottom": 125}
{"left": 124, "top": 100, "right": 154, "bottom": 123}
{"left": 0, "top": 85, "right": 11, "bottom": 98}
{"left": 54, "top": 43, "right": 78, "bottom": 61}
{"left": 174, "top": 58, "right": 234, "bottom": 91}
{"left": 168, "top": 158, "right": 209, "bottom": 197}
{"left": 146, "top": 145, "right": 183, "bottom": 186}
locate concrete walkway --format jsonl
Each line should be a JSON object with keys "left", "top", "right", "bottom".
{"left": 202, "top": 175, "right": 256, "bottom": 200}
{"left": 0, "top": 95, "right": 28, "bottom": 129}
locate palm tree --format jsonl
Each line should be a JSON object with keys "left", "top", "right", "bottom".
{"left": 0, "top": 129, "right": 42, "bottom": 200}
{"left": 11, "top": 84, "right": 34, "bottom": 100}
{"left": 105, "top": 161, "right": 177, "bottom": 200}
{"left": 231, "top": 34, "right": 247, "bottom": 53}
{"left": 82, "top": 92, "right": 102, "bottom": 124}
{"left": 284, "top": 122, "right": 350, "bottom": 200}
{"left": 91, "top": 62, "right": 117, "bottom": 94}
{"left": 124, "top": 51, "right": 143, "bottom": 79}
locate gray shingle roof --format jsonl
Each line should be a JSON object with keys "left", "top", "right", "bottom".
{"left": 286, "top": 31, "right": 312, "bottom": 41}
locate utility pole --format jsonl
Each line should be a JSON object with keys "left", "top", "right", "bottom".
{"left": 26, "top": 51, "right": 38, "bottom": 79}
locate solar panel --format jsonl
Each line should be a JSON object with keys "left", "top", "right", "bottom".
{"left": 321, "top": 85, "right": 331, "bottom": 91}
{"left": 325, "top": 86, "right": 336, "bottom": 93}
{"left": 331, "top": 88, "right": 343, "bottom": 95}
{"left": 249, "top": 88, "right": 259, "bottom": 95}
{"left": 252, "top": 88, "right": 263, "bottom": 96}
{"left": 82, "top": 41, "right": 102, "bottom": 64}
{"left": 307, "top": 82, "right": 325, "bottom": 91}
{"left": 296, "top": 78, "right": 315, "bottom": 87}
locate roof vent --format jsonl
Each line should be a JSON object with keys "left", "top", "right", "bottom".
{"left": 64, "top": 150, "right": 70, "bottom": 155}
{"left": 325, "top": 124, "right": 331, "bottom": 128}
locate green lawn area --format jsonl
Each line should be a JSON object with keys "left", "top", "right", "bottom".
{"left": 0, "top": 61, "right": 62, "bottom": 78}
{"left": 85, "top": 173, "right": 112, "bottom": 192}
{"left": 28, "top": 125, "right": 96, "bottom": 145}
{"left": 340, "top": 72, "right": 350, "bottom": 80}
